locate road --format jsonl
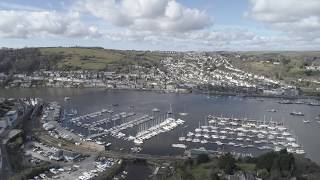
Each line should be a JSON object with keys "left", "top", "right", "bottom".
{"left": 39, "top": 133, "right": 185, "bottom": 163}
{"left": 0, "top": 123, "right": 11, "bottom": 180}
{"left": 0, "top": 102, "right": 40, "bottom": 180}
{"left": 0, "top": 143, "right": 13, "bottom": 180}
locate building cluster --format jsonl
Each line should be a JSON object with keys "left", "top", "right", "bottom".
{"left": 0, "top": 98, "right": 38, "bottom": 135}
{"left": 305, "top": 65, "right": 320, "bottom": 71}
{"left": 162, "top": 53, "right": 284, "bottom": 94}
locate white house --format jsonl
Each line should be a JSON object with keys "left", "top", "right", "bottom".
{"left": 5, "top": 110, "right": 18, "bottom": 127}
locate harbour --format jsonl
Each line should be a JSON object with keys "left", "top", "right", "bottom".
{"left": 1, "top": 88, "right": 320, "bottom": 163}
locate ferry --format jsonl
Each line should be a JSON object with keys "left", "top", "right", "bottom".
{"left": 95, "top": 141, "right": 105, "bottom": 145}
{"left": 290, "top": 111, "right": 304, "bottom": 116}
{"left": 178, "top": 104, "right": 189, "bottom": 116}
{"left": 152, "top": 108, "right": 160, "bottom": 112}
{"left": 279, "top": 100, "right": 293, "bottom": 104}
{"left": 172, "top": 144, "right": 187, "bottom": 149}
{"left": 267, "top": 109, "right": 277, "bottom": 113}
{"left": 308, "top": 102, "right": 320, "bottom": 106}
{"left": 293, "top": 100, "right": 304, "bottom": 104}
{"left": 179, "top": 112, "right": 188, "bottom": 116}
{"left": 302, "top": 120, "right": 311, "bottom": 123}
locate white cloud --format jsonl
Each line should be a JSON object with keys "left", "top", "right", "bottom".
{"left": 77, "top": 0, "right": 212, "bottom": 33}
{"left": 246, "top": 0, "right": 320, "bottom": 35}
{"left": 0, "top": 10, "right": 101, "bottom": 38}
{"left": 103, "top": 27, "right": 281, "bottom": 50}
{"left": 1, "top": 0, "right": 319, "bottom": 51}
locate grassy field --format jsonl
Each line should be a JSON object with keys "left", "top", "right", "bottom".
{"left": 232, "top": 51, "right": 320, "bottom": 81}
{"left": 40, "top": 47, "right": 169, "bottom": 70}
{"left": 236, "top": 163, "right": 256, "bottom": 172}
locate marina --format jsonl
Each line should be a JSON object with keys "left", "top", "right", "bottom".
{"left": 62, "top": 104, "right": 185, "bottom": 148}
{"left": 179, "top": 115, "right": 305, "bottom": 155}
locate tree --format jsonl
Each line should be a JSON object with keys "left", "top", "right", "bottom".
{"left": 278, "top": 150, "right": 295, "bottom": 177}
{"left": 257, "top": 168, "right": 269, "bottom": 179}
{"left": 218, "top": 153, "right": 237, "bottom": 174}
{"left": 256, "top": 151, "right": 278, "bottom": 171}
{"left": 183, "top": 158, "right": 194, "bottom": 170}
{"left": 210, "top": 170, "right": 220, "bottom": 180}
{"left": 197, "top": 153, "right": 210, "bottom": 164}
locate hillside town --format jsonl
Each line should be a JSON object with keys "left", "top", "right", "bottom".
{"left": 0, "top": 54, "right": 301, "bottom": 97}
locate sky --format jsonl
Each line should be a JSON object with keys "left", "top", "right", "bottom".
{"left": 0, "top": 0, "right": 320, "bottom": 51}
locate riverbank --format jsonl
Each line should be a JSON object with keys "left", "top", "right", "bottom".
{"left": 2, "top": 85, "right": 320, "bottom": 100}
{"left": 194, "top": 90, "right": 320, "bottom": 100}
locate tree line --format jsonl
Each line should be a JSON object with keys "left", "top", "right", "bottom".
{"left": 0, "top": 48, "right": 62, "bottom": 74}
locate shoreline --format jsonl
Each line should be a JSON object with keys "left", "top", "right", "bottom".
{"left": 1, "top": 86, "right": 319, "bottom": 100}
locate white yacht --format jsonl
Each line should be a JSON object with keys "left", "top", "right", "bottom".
{"left": 134, "top": 139, "right": 143, "bottom": 145}
{"left": 216, "top": 141, "right": 223, "bottom": 145}
{"left": 200, "top": 139, "right": 208, "bottom": 144}
{"left": 211, "top": 134, "right": 219, "bottom": 139}
{"left": 192, "top": 138, "right": 200, "bottom": 143}
{"left": 203, "top": 134, "right": 210, "bottom": 139}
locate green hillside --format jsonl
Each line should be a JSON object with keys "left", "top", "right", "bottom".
{"left": 40, "top": 47, "right": 169, "bottom": 71}
{"left": 230, "top": 51, "right": 320, "bottom": 88}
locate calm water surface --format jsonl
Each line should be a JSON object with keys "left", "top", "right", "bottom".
{"left": 1, "top": 88, "right": 320, "bottom": 164}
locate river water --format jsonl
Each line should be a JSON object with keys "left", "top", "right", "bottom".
{"left": 1, "top": 88, "right": 320, "bottom": 164}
